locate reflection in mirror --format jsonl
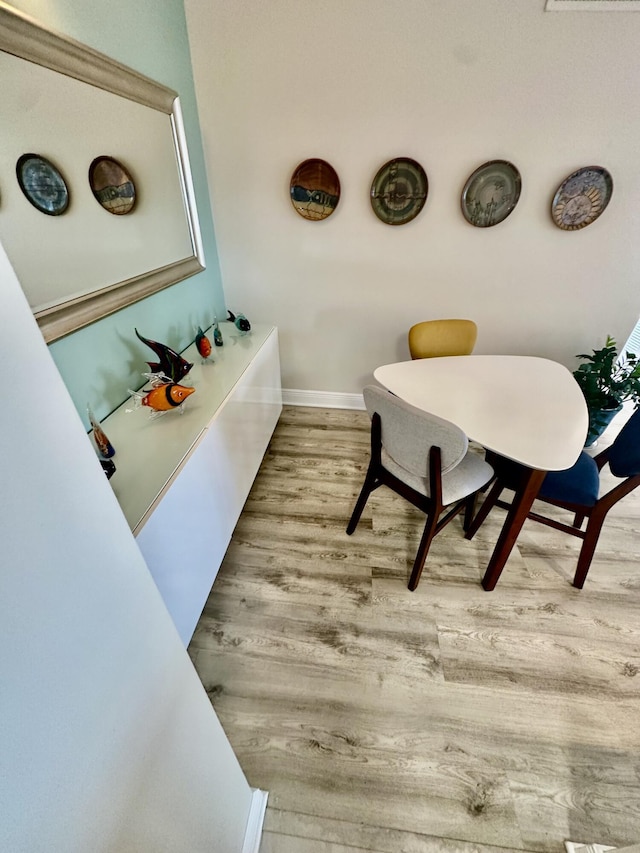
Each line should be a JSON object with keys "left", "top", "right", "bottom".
{"left": 0, "top": 4, "right": 204, "bottom": 342}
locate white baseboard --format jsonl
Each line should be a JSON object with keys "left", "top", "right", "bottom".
{"left": 242, "top": 788, "right": 269, "bottom": 853}
{"left": 282, "top": 388, "right": 365, "bottom": 410}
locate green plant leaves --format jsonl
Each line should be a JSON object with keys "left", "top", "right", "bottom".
{"left": 573, "top": 335, "right": 640, "bottom": 416}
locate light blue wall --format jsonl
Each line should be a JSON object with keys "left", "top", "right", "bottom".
{"left": 6, "top": 0, "right": 224, "bottom": 425}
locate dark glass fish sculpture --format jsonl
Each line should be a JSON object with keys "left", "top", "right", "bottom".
{"left": 135, "top": 328, "right": 193, "bottom": 383}
{"left": 88, "top": 406, "right": 115, "bottom": 458}
{"left": 228, "top": 310, "right": 251, "bottom": 333}
{"left": 213, "top": 316, "right": 224, "bottom": 347}
{"left": 195, "top": 326, "right": 212, "bottom": 359}
{"left": 100, "top": 458, "right": 116, "bottom": 479}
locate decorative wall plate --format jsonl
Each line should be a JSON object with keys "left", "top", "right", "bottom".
{"left": 89, "top": 156, "right": 136, "bottom": 215}
{"left": 370, "top": 157, "right": 428, "bottom": 225}
{"left": 461, "top": 160, "right": 521, "bottom": 227}
{"left": 551, "top": 166, "right": 613, "bottom": 231}
{"left": 16, "top": 153, "right": 69, "bottom": 215}
{"left": 290, "top": 158, "right": 340, "bottom": 221}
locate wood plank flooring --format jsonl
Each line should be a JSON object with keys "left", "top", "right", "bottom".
{"left": 188, "top": 406, "right": 640, "bottom": 853}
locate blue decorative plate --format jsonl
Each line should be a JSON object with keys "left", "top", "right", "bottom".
{"left": 16, "top": 153, "right": 69, "bottom": 216}
{"left": 551, "top": 166, "right": 613, "bottom": 231}
{"left": 461, "top": 160, "right": 521, "bottom": 227}
{"left": 370, "top": 157, "right": 428, "bottom": 226}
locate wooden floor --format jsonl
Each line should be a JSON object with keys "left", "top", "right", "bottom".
{"left": 188, "top": 406, "right": 640, "bottom": 853}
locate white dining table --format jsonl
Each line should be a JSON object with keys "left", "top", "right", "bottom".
{"left": 373, "top": 355, "right": 588, "bottom": 590}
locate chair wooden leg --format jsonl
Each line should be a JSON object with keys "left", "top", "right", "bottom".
{"left": 408, "top": 512, "right": 439, "bottom": 591}
{"left": 572, "top": 511, "right": 606, "bottom": 589}
{"left": 463, "top": 493, "right": 478, "bottom": 532}
{"left": 465, "top": 479, "right": 504, "bottom": 540}
{"left": 346, "top": 464, "right": 378, "bottom": 535}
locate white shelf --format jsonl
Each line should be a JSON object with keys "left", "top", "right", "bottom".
{"left": 98, "top": 321, "right": 282, "bottom": 645}
{"left": 102, "top": 321, "right": 276, "bottom": 534}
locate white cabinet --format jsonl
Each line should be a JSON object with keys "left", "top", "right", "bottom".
{"left": 102, "top": 322, "right": 282, "bottom": 644}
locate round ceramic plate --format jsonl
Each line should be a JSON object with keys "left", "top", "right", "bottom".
{"left": 89, "top": 156, "right": 136, "bottom": 215}
{"left": 16, "top": 153, "right": 69, "bottom": 215}
{"left": 370, "top": 157, "right": 428, "bottom": 225}
{"left": 461, "top": 160, "right": 521, "bottom": 227}
{"left": 290, "top": 158, "right": 340, "bottom": 221}
{"left": 551, "top": 166, "right": 613, "bottom": 231}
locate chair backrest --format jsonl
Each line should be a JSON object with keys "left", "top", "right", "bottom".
{"left": 608, "top": 406, "right": 640, "bottom": 478}
{"left": 408, "top": 318, "right": 478, "bottom": 360}
{"left": 363, "top": 385, "right": 468, "bottom": 478}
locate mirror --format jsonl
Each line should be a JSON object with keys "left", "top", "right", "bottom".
{"left": 0, "top": 3, "right": 204, "bottom": 342}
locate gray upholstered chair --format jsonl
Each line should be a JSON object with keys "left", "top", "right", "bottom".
{"left": 347, "top": 385, "right": 494, "bottom": 590}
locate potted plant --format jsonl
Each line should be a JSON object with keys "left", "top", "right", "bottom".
{"left": 573, "top": 335, "right": 640, "bottom": 446}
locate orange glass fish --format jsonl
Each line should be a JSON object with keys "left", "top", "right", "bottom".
{"left": 195, "top": 326, "right": 212, "bottom": 359}
{"left": 141, "top": 382, "right": 196, "bottom": 411}
{"left": 127, "top": 373, "right": 196, "bottom": 417}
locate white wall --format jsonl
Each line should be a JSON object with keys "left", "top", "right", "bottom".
{"left": 185, "top": 0, "right": 640, "bottom": 395}
{"left": 0, "top": 241, "right": 254, "bottom": 850}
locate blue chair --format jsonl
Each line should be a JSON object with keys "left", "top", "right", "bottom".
{"left": 347, "top": 385, "right": 494, "bottom": 590}
{"left": 465, "top": 407, "right": 640, "bottom": 588}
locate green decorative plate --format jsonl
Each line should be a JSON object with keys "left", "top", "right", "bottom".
{"left": 370, "top": 157, "right": 428, "bottom": 226}
{"left": 461, "top": 160, "right": 521, "bottom": 228}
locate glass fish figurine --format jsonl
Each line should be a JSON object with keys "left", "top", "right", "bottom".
{"left": 195, "top": 326, "right": 212, "bottom": 359}
{"left": 100, "top": 458, "right": 116, "bottom": 480}
{"left": 135, "top": 328, "right": 193, "bottom": 383}
{"left": 88, "top": 405, "right": 115, "bottom": 458}
{"left": 213, "top": 316, "right": 224, "bottom": 347}
{"left": 227, "top": 310, "right": 251, "bottom": 333}
{"left": 127, "top": 373, "right": 196, "bottom": 418}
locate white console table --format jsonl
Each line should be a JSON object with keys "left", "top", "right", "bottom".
{"left": 101, "top": 321, "right": 282, "bottom": 644}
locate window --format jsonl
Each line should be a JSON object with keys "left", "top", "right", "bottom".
{"left": 623, "top": 319, "right": 640, "bottom": 358}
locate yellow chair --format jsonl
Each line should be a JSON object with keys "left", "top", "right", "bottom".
{"left": 408, "top": 319, "right": 478, "bottom": 360}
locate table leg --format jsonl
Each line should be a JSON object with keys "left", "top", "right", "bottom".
{"left": 481, "top": 467, "right": 546, "bottom": 591}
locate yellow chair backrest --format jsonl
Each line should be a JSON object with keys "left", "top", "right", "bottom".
{"left": 408, "top": 319, "right": 478, "bottom": 360}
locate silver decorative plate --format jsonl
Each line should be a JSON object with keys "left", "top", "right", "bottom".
{"left": 551, "top": 166, "right": 613, "bottom": 231}
{"left": 461, "top": 160, "right": 521, "bottom": 227}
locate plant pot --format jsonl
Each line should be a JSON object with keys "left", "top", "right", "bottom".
{"left": 585, "top": 404, "right": 623, "bottom": 447}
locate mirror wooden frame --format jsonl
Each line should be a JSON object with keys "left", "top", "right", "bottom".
{"left": 0, "top": 2, "right": 205, "bottom": 342}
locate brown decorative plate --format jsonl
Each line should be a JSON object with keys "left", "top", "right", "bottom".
{"left": 290, "top": 158, "right": 340, "bottom": 221}
{"left": 370, "top": 157, "right": 428, "bottom": 226}
{"left": 89, "top": 156, "right": 136, "bottom": 215}
{"left": 551, "top": 166, "right": 613, "bottom": 231}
